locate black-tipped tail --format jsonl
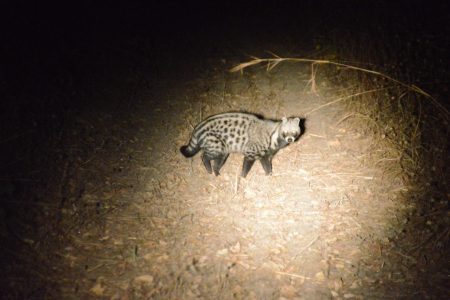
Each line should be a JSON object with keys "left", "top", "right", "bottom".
{"left": 180, "top": 145, "right": 199, "bottom": 158}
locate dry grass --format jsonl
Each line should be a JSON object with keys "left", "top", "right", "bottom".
{"left": 229, "top": 55, "right": 449, "bottom": 120}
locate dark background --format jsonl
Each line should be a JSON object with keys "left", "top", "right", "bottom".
{"left": 2, "top": 0, "right": 449, "bottom": 106}
{"left": 2, "top": 0, "right": 448, "bottom": 172}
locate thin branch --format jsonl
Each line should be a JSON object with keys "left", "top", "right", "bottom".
{"left": 230, "top": 56, "right": 449, "bottom": 119}
{"left": 305, "top": 88, "right": 389, "bottom": 116}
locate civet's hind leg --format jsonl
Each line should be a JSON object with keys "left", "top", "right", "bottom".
{"left": 260, "top": 155, "right": 273, "bottom": 175}
{"left": 213, "top": 154, "right": 229, "bottom": 176}
{"left": 201, "top": 153, "right": 213, "bottom": 174}
{"left": 241, "top": 157, "right": 256, "bottom": 178}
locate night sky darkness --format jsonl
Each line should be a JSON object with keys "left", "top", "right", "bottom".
{"left": 2, "top": 1, "right": 449, "bottom": 100}
{"left": 2, "top": 1, "right": 449, "bottom": 97}
{"left": 0, "top": 0, "right": 449, "bottom": 298}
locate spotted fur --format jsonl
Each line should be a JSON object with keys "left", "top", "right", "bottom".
{"left": 180, "top": 112, "right": 302, "bottom": 177}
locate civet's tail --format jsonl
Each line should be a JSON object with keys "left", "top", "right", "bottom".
{"left": 180, "top": 136, "right": 200, "bottom": 158}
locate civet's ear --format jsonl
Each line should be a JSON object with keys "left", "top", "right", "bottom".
{"left": 282, "top": 117, "right": 287, "bottom": 123}
{"left": 294, "top": 117, "right": 300, "bottom": 125}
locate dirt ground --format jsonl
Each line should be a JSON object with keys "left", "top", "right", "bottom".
{"left": 2, "top": 2, "right": 450, "bottom": 299}
{"left": 21, "top": 60, "right": 441, "bottom": 299}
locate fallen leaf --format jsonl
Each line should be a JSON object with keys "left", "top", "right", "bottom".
{"left": 350, "top": 280, "right": 359, "bottom": 289}
{"left": 134, "top": 275, "right": 154, "bottom": 285}
{"left": 280, "top": 285, "right": 297, "bottom": 298}
{"left": 315, "top": 271, "right": 325, "bottom": 281}
{"left": 333, "top": 279, "right": 343, "bottom": 291}
{"left": 230, "top": 241, "right": 241, "bottom": 253}
{"left": 90, "top": 283, "right": 105, "bottom": 296}
{"left": 216, "top": 248, "right": 228, "bottom": 256}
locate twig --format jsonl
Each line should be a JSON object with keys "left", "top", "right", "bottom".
{"left": 234, "top": 171, "right": 240, "bottom": 195}
{"left": 275, "top": 271, "right": 311, "bottom": 280}
{"left": 295, "top": 235, "right": 320, "bottom": 258}
{"left": 306, "top": 87, "right": 389, "bottom": 116}
{"left": 230, "top": 56, "right": 450, "bottom": 119}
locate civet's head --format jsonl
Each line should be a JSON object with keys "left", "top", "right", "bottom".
{"left": 280, "top": 117, "right": 301, "bottom": 144}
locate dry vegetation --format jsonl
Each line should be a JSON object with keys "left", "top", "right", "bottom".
{"left": 1, "top": 4, "right": 449, "bottom": 299}
{"left": 2, "top": 51, "right": 449, "bottom": 299}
